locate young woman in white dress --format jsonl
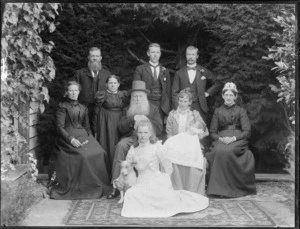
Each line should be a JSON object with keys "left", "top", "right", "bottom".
{"left": 121, "top": 119, "right": 209, "bottom": 218}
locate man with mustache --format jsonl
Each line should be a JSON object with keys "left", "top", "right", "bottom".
{"left": 133, "top": 43, "right": 171, "bottom": 125}
{"left": 172, "top": 46, "right": 221, "bottom": 123}
{"left": 107, "top": 80, "right": 163, "bottom": 199}
{"left": 75, "top": 47, "right": 111, "bottom": 134}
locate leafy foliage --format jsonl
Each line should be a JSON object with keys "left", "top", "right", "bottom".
{"left": 1, "top": 3, "right": 60, "bottom": 177}
{"left": 263, "top": 10, "right": 296, "bottom": 129}
{"left": 262, "top": 10, "right": 296, "bottom": 177}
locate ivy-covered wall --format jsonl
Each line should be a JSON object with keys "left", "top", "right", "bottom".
{"left": 1, "top": 3, "right": 60, "bottom": 178}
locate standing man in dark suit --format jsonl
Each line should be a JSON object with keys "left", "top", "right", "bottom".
{"left": 172, "top": 46, "right": 221, "bottom": 123}
{"left": 75, "top": 47, "right": 111, "bottom": 134}
{"left": 133, "top": 43, "right": 171, "bottom": 125}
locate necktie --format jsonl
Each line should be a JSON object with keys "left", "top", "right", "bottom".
{"left": 150, "top": 65, "right": 158, "bottom": 79}
{"left": 187, "top": 66, "right": 196, "bottom": 71}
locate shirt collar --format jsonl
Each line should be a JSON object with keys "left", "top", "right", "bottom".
{"left": 187, "top": 64, "right": 197, "bottom": 68}
{"left": 224, "top": 102, "right": 236, "bottom": 108}
{"left": 149, "top": 61, "right": 159, "bottom": 67}
{"left": 68, "top": 99, "right": 79, "bottom": 106}
{"left": 107, "top": 90, "right": 118, "bottom": 94}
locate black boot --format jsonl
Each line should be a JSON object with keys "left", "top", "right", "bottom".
{"left": 107, "top": 188, "right": 120, "bottom": 199}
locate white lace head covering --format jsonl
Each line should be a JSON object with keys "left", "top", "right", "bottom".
{"left": 222, "top": 82, "right": 238, "bottom": 94}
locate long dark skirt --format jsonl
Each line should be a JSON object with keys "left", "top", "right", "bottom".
{"left": 95, "top": 108, "right": 122, "bottom": 172}
{"left": 206, "top": 131, "right": 256, "bottom": 198}
{"left": 49, "top": 127, "right": 112, "bottom": 200}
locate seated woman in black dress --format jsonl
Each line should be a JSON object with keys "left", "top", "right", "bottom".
{"left": 206, "top": 82, "right": 256, "bottom": 198}
{"left": 48, "top": 81, "right": 112, "bottom": 199}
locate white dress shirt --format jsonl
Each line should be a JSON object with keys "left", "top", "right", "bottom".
{"left": 149, "top": 61, "right": 160, "bottom": 78}
{"left": 187, "top": 64, "right": 197, "bottom": 84}
{"left": 91, "top": 70, "right": 98, "bottom": 78}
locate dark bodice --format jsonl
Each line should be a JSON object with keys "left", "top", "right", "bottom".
{"left": 210, "top": 104, "right": 251, "bottom": 141}
{"left": 102, "top": 93, "right": 124, "bottom": 110}
{"left": 95, "top": 90, "right": 129, "bottom": 109}
{"left": 56, "top": 100, "right": 91, "bottom": 143}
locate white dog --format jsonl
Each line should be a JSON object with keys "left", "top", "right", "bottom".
{"left": 113, "top": 160, "right": 137, "bottom": 204}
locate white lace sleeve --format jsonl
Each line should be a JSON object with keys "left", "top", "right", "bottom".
{"left": 126, "top": 146, "right": 135, "bottom": 163}
{"left": 155, "top": 141, "right": 173, "bottom": 175}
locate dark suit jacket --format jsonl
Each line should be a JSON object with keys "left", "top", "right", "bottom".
{"left": 75, "top": 67, "right": 111, "bottom": 106}
{"left": 134, "top": 63, "right": 171, "bottom": 116}
{"left": 118, "top": 103, "right": 163, "bottom": 138}
{"left": 172, "top": 64, "right": 221, "bottom": 114}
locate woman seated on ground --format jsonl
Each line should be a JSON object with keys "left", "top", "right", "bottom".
{"left": 206, "top": 82, "right": 256, "bottom": 198}
{"left": 161, "top": 88, "right": 208, "bottom": 195}
{"left": 93, "top": 75, "right": 129, "bottom": 177}
{"left": 121, "top": 120, "right": 209, "bottom": 218}
{"left": 47, "top": 81, "right": 112, "bottom": 200}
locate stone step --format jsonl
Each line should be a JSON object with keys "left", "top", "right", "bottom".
{"left": 36, "top": 173, "right": 294, "bottom": 183}
{"left": 255, "top": 173, "right": 294, "bottom": 182}
{"left": 4, "top": 164, "right": 30, "bottom": 181}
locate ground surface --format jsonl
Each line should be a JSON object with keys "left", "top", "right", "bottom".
{"left": 20, "top": 178, "right": 295, "bottom": 227}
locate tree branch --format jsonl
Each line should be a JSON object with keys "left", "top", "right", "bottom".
{"left": 190, "top": 25, "right": 201, "bottom": 45}
{"left": 138, "top": 30, "right": 177, "bottom": 55}
{"left": 127, "top": 48, "right": 147, "bottom": 64}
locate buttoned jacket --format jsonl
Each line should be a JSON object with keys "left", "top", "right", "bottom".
{"left": 172, "top": 64, "right": 221, "bottom": 114}
{"left": 75, "top": 67, "right": 111, "bottom": 106}
{"left": 134, "top": 63, "right": 171, "bottom": 116}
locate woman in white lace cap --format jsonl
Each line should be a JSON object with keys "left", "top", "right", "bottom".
{"left": 206, "top": 82, "right": 256, "bottom": 198}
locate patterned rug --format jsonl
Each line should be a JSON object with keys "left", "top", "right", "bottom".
{"left": 64, "top": 198, "right": 276, "bottom": 226}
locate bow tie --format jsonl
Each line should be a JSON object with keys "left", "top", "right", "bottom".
{"left": 187, "top": 66, "right": 196, "bottom": 71}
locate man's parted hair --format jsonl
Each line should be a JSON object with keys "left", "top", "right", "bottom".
{"left": 148, "top": 43, "right": 161, "bottom": 51}
{"left": 186, "top": 46, "right": 199, "bottom": 54}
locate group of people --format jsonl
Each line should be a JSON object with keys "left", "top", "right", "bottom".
{"left": 46, "top": 43, "right": 256, "bottom": 218}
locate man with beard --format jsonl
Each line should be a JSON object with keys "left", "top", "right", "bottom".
{"left": 75, "top": 47, "right": 111, "bottom": 134}
{"left": 107, "top": 80, "right": 163, "bottom": 199}
{"left": 133, "top": 43, "right": 171, "bottom": 124}
{"left": 172, "top": 46, "right": 221, "bottom": 123}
